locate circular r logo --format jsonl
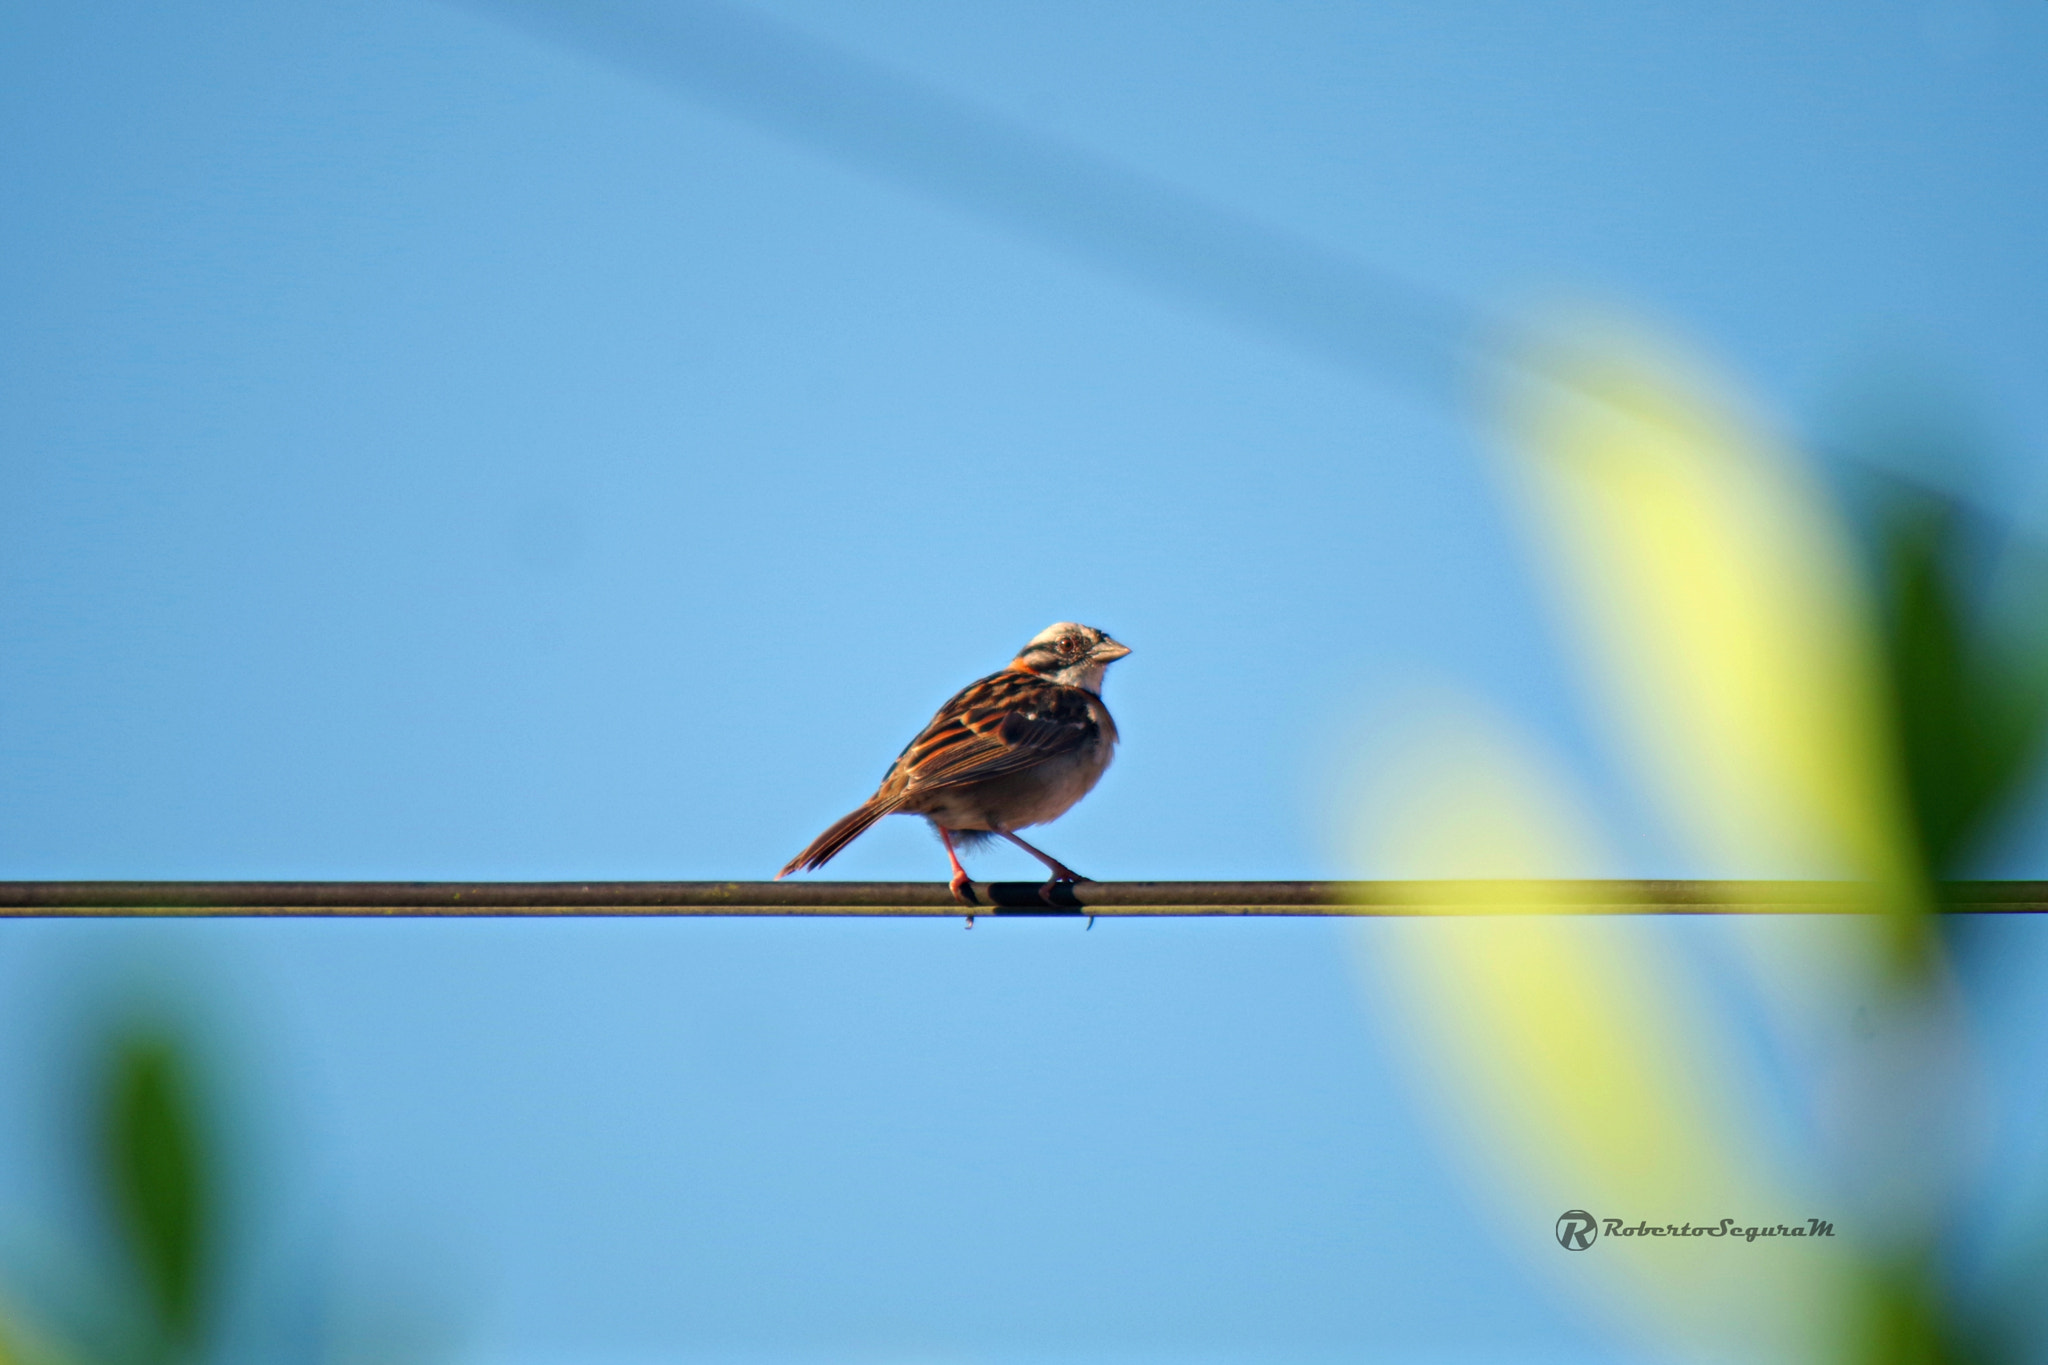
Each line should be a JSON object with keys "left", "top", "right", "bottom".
{"left": 1556, "top": 1209, "right": 1599, "bottom": 1250}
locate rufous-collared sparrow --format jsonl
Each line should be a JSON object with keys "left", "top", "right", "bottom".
{"left": 778, "top": 622, "right": 1131, "bottom": 906}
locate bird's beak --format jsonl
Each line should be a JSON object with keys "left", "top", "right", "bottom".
{"left": 1094, "top": 640, "right": 1132, "bottom": 661}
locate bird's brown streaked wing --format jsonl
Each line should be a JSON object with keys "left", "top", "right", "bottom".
{"left": 890, "top": 672, "right": 1099, "bottom": 792}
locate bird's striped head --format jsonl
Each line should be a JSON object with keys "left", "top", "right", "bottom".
{"left": 1009, "top": 622, "right": 1131, "bottom": 693}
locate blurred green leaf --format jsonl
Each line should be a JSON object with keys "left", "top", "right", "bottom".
{"left": 1875, "top": 489, "right": 2048, "bottom": 881}
{"left": 100, "top": 1032, "right": 212, "bottom": 1356}
{"left": 0, "top": 1304, "right": 83, "bottom": 1365}
{"left": 1848, "top": 1243, "right": 2039, "bottom": 1365}
{"left": 1853, "top": 1253, "right": 1947, "bottom": 1365}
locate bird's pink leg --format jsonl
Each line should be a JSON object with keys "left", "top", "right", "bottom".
{"left": 996, "top": 830, "right": 1086, "bottom": 881}
{"left": 939, "top": 827, "right": 978, "bottom": 919}
{"left": 996, "top": 830, "right": 1089, "bottom": 905}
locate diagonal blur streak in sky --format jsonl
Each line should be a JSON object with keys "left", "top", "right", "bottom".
{"left": 482, "top": 0, "right": 1482, "bottom": 412}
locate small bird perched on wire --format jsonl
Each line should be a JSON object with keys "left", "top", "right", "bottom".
{"left": 778, "top": 622, "right": 1131, "bottom": 907}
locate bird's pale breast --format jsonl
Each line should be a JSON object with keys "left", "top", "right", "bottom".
{"left": 908, "top": 695, "right": 1116, "bottom": 833}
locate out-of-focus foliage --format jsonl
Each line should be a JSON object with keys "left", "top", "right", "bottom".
{"left": 0, "top": 1026, "right": 219, "bottom": 1365}
{"left": 1358, "top": 323, "right": 2048, "bottom": 1365}
{"left": 0, "top": 1016, "right": 439, "bottom": 1365}
{"left": 1360, "top": 699, "right": 1863, "bottom": 1359}
{"left": 100, "top": 1033, "right": 213, "bottom": 1361}
{"left": 1873, "top": 486, "right": 2048, "bottom": 885}
{"left": 1504, "top": 334, "right": 1932, "bottom": 985}
{"left": 1509, "top": 340, "right": 1920, "bottom": 896}
{"left": 0, "top": 1303, "right": 77, "bottom": 1365}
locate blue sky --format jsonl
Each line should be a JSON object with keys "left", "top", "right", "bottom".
{"left": 3, "top": 1, "right": 2046, "bottom": 1360}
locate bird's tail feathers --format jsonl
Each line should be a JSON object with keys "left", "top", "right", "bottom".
{"left": 776, "top": 795, "right": 902, "bottom": 878}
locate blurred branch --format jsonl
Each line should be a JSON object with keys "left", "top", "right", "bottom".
{"left": 480, "top": 0, "right": 1479, "bottom": 410}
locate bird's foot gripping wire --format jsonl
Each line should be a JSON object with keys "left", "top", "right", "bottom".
{"left": 940, "top": 827, "right": 979, "bottom": 925}
{"left": 950, "top": 873, "right": 980, "bottom": 927}
{"left": 992, "top": 829, "right": 1091, "bottom": 908}
{"left": 1035, "top": 858, "right": 1090, "bottom": 908}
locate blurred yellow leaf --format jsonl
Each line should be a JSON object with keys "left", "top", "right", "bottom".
{"left": 1502, "top": 330, "right": 1921, "bottom": 911}
{"left": 1355, "top": 703, "right": 1852, "bottom": 1360}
